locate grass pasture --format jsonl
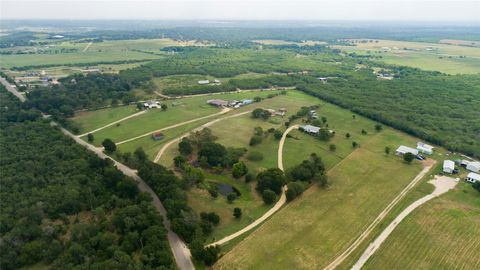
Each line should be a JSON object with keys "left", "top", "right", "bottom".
{"left": 215, "top": 128, "right": 425, "bottom": 269}
{"left": 334, "top": 39, "right": 480, "bottom": 74}
{"left": 364, "top": 181, "right": 480, "bottom": 270}
{"left": 71, "top": 105, "right": 138, "bottom": 133}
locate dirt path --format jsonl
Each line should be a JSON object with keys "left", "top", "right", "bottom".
{"left": 205, "top": 125, "right": 299, "bottom": 247}
{"left": 351, "top": 175, "right": 458, "bottom": 270}
{"left": 153, "top": 110, "right": 252, "bottom": 163}
{"left": 116, "top": 108, "right": 231, "bottom": 145}
{"left": 1, "top": 76, "right": 26, "bottom": 102}
{"left": 323, "top": 159, "right": 436, "bottom": 270}
{"left": 82, "top": 41, "right": 93, "bottom": 52}
{"left": 78, "top": 110, "right": 147, "bottom": 137}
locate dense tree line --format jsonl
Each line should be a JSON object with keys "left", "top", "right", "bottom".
{"left": 297, "top": 69, "right": 480, "bottom": 158}
{"left": 0, "top": 89, "right": 174, "bottom": 269}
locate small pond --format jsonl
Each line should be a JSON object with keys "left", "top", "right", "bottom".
{"left": 214, "top": 182, "right": 241, "bottom": 197}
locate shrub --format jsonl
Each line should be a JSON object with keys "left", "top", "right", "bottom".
{"left": 274, "top": 129, "right": 283, "bottom": 140}
{"left": 232, "top": 161, "right": 248, "bottom": 178}
{"left": 249, "top": 135, "right": 263, "bottom": 146}
{"left": 245, "top": 173, "right": 255, "bottom": 183}
{"left": 247, "top": 151, "right": 263, "bottom": 161}
{"left": 233, "top": 208, "right": 242, "bottom": 218}
{"left": 227, "top": 192, "right": 237, "bottom": 203}
{"left": 262, "top": 189, "right": 276, "bottom": 204}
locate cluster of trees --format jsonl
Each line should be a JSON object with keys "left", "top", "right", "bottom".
{"left": 297, "top": 68, "right": 480, "bottom": 158}
{"left": 286, "top": 153, "right": 328, "bottom": 201}
{"left": 0, "top": 89, "right": 175, "bottom": 270}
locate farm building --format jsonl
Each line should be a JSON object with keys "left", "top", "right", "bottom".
{"left": 207, "top": 99, "right": 228, "bottom": 107}
{"left": 152, "top": 132, "right": 165, "bottom": 141}
{"left": 443, "top": 160, "right": 455, "bottom": 174}
{"left": 301, "top": 125, "right": 321, "bottom": 135}
{"left": 396, "top": 145, "right": 419, "bottom": 156}
{"left": 241, "top": 99, "right": 253, "bottom": 105}
{"left": 466, "top": 161, "right": 480, "bottom": 173}
{"left": 416, "top": 142, "right": 434, "bottom": 155}
{"left": 466, "top": 172, "right": 480, "bottom": 183}
{"left": 144, "top": 101, "right": 161, "bottom": 109}
{"left": 276, "top": 108, "right": 287, "bottom": 116}
{"left": 461, "top": 160, "right": 470, "bottom": 167}
{"left": 198, "top": 80, "right": 210, "bottom": 85}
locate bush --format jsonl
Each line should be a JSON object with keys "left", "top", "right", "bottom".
{"left": 256, "top": 168, "right": 286, "bottom": 195}
{"left": 233, "top": 208, "right": 242, "bottom": 219}
{"left": 274, "top": 129, "right": 283, "bottom": 140}
{"left": 286, "top": 182, "right": 305, "bottom": 201}
{"left": 102, "top": 138, "right": 116, "bottom": 153}
{"left": 329, "top": 144, "right": 336, "bottom": 152}
{"left": 227, "top": 192, "right": 237, "bottom": 203}
{"left": 232, "top": 161, "right": 248, "bottom": 178}
{"left": 245, "top": 173, "right": 255, "bottom": 183}
{"left": 262, "top": 189, "right": 277, "bottom": 204}
{"left": 87, "top": 133, "right": 94, "bottom": 142}
{"left": 246, "top": 151, "right": 264, "bottom": 161}
{"left": 249, "top": 135, "right": 263, "bottom": 146}
{"left": 200, "top": 212, "right": 220, "bottom": 225}
{"left": 403, "top": 152, "right": 415, "bottom": 163}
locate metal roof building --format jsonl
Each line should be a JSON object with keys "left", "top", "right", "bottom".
{"left": 396, "top": 145, "right": 419, "bottom": 156}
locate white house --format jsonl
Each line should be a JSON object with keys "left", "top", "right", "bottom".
{"left": 198, "top": 80, "right": 210, "bottom": 85}
{"left": 396, "top": 145, "right": 419, "bottom": 156}
{"left": 466, "top": 172, "right": 480, "bottom": 183}
{"left": 301, "top": 125, "right": 320, "bottom": 135}
{"left": 416, "top": 142, "right": 433, "bottom": 155}
{"left": 144, "top": 101, "right": 160, "bottom": 109}
{"left": 466, "top": 161, "right": 480, "bottom": 173}
{"left": 443, "top": 160, "right": 455, "bottom": 174}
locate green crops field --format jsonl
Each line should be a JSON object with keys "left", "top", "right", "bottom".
{"left": 363, "top": 181, "right": 480, "bottom": 270}
{"left": 215, "top": 127, "right": 425, "bottom": 269}
{"left": 71, "top": 105, "right": 139, "bottom": 133}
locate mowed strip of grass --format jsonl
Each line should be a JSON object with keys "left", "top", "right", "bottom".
{"left": 70, "top": 105, "right": 139, "bottom": 133}
{"left": 215, "top": 129, "right": 424, "bottom": 270}
{"left": 363, "top": 181, "right": 480, "bottom": 270}
{"left": 189, "top": 172, "right": 270, "bottom": 243}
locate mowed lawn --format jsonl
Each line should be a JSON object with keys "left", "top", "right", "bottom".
{"left": 70, "top": 105, "right": 139, "bottom": 133}
{"left": 363, "top": 181, "right": 480, "bottom": 270}
{"left": 215, "top": 129, "right": 425, "bottom": 270}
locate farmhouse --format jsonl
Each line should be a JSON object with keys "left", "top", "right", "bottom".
{"left": 151, "top": 132, "right": 165, "bottom": 141}
{"left": 466, "top": 161, "right": 480, "bottom": 173}
{"left": 144, "top": 101, "right": 161, "bottom": 109}
{"left": 301, "top": 125, "right": 321, "bottom": 135}
{"left": 416, "top": 142, "right": 434, "bottom": 155}
{"left": 207, "top": 99, "right": 228, "bottom": 107}
{"left": 466, "top": 172, "right": 480, "bottom": 183}
{"left": 443, "top": 160, "right": 455, "bottom": 174}
{"left": 276, "top": 108, "right": 287, "bottom": 116}
{"left": 198, "top": 80, "right": 210, "bottom": 85}
{"left": 396, "top": 145, "right": 419, "bottom": 156}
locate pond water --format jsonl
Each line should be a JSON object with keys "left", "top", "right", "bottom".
{"left": 215, "top": 183, "right": 241, "bottom": 197}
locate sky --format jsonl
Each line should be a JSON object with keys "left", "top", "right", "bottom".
{"left": 1, "top": 0, "right": 480, "bottom": 22}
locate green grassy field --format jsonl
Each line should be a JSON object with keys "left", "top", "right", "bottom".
{"left": 363, "top": 181, "right": 480, "bottom": 270}
{"left": 71, "top": 105, "right": 139, "bottom": 133}
{"left": 215, "top": 128, "right": 425, "bottom": 269}
{"left": 188, "top": 172, "right": 270, "bottom": 243}
{"left": 334, "top": 39, "right": 480, "bottom": 74}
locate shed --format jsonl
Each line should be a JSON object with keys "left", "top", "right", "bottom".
{"left": 207, "top": 99, "right": 228, "bottom": 107}
{"left": 241, "top": 99, "right": 253, "bottom": 105}
{"left": 466, "top": 172, "right": 480, "bottom": 183}
{"left": 198, "top": 80, "right": 210, "bottom": 85}
{"left": 466, "top": 161, "right": 480, "bottom": 173}
{"left": 396, "top": 145, "right": 419, "bottom": 156}
{"left": 301, "top": 125, "right": 321, "bottom": 135}
{"left": 152, "top": 132, "right": 165, "bottom": 141}
{"left": 416, "top": 142, "right": 433, "bottom": 155}
{"left": 461, "top": 160, "right": 470, "bottom": 167}
{"left": 443, "top": 160, "right": 455, "bottom": 174}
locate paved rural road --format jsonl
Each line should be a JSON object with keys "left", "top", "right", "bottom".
{"left": 323, "top": 159, "right": 436, "bottom": 270}
{"left": 117, "top": 107, "right": 231, "bottom": 145}
{"left": 351, "top": 175, "right": 458, "bottom": 270}
{"left": 1, "top": 76, "right": 26, "bottom": 102}
{"left": 78, "top": 110, "right": 147, "bottom": 137}
{"left": 0, "top": 77, "right": 195, "bottom": 270}
{"left": 205, "top": 124, "right": 299, "bottom": 247}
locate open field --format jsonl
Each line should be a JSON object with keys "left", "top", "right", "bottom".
{"left": 188, "top": 172, "right": 270, "bottom": 243}
{"left": 215, "top": 128, "right": 426, "bottom": 269}
{"left": 363, "top": 181, "right": 480, "bottom": 270}
{"left": 252, "top": 39, "right": 327, "bottom": 46}
{"left": 439, "top": 39, "right": 480, "bottom": 47}
{"left": 70, "top": 105, "right": 139, "bottom": 133}
{"left": 334, "top": 39, "right": 480, "bottom": 74}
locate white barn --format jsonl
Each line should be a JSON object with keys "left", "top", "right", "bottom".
{"left": 466, "top": 172, "right": 480, "bottom": 183}
{"left": 443, "top": 160, "right": 455, "bottom": 174}
{"left": 466, "top": 161, "right": 480, "bottom": 173}
{"left": 198, "top": 80, "right": 210, "bottom": 85}
{"left": 416, "top": 142, "right": 433, "bottom": 155}
{"left": 301, "top": 125, "right": 320, "bottom": 135}
{"left": 396, "top": 145, "right": 419, "bottom": 156}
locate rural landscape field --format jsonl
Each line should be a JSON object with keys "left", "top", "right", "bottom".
{"left": 1, "top": 1, "right": 479, "bottom": 270}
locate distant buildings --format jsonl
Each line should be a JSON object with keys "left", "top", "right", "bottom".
{"left": 466, "top": 161, "right": 480, "bottom": 173}
{"left": 443, "top": 160, "right": 455, "bottom": 174}
{"left": 396, "top": 145, "right": 419, "bottom": 156}
{"left": 207, "top": 99, "right": 228, "bottom": 107}
{"left": 207, "top": 98, "right": 253, "bottom": 108}
{"left": 198, "top": 79, "right": 221, "bottom": 85}
{"left": 143, "top": 101, "right": 161, "bottom": 109}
